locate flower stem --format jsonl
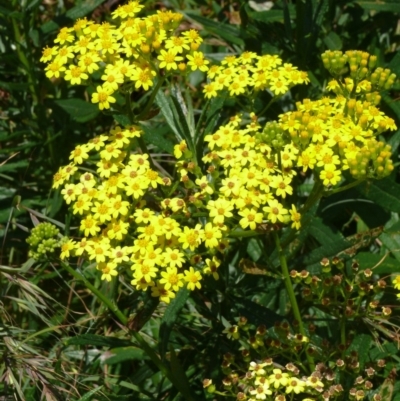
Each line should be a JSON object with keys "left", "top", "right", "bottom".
{"left": 136, "top": 76, "right": 165, "bottom": 122}
{"left": 323, "top": 178, "right": 365, "bottom": 196}
{"left": 272, "top": 232, "right": 315, "bottom": 371}
{"left": 60, "top": 260, "right": 128, "bottom": 325}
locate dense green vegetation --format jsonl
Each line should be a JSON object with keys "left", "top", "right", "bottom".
{"left": 1, "top": 1, "right": 400, "bottom": 400}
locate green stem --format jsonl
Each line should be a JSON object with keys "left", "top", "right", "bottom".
{"left": 300, "top": 177, "right": 325, "bottom": 216}
{"left": 136, "top": 76, "right": 165, "bottom": 122}
{"left": 60, "top": 260, "right": 127, "bottom": 325}
{"left": 258, "top": 96, "right": 279, "bottom": 117}
{"left": 323, "top": 178, "right": 365, "bottom": 196}
{"left": 281, "top": 177, "right": 325, "bottom": 249}
{"left": 125, "top": 91, "right": 157, "bottom": 171}
{"left": 273, "top": 232, "right": 315, "bottom": 371}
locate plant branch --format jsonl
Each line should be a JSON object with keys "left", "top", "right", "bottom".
{"left": 273, "top": 231, "right": 315, "bottom": 372}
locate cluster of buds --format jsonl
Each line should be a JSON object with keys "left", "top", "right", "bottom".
{"left": 295, "top": 257, "right": 390, "bottom": 321}
{"left": 26, "top": 222, "right": 61, "bottom": 260}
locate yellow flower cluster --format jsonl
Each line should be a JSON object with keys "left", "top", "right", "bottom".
{"left": 229, "top": 359, "right": 325, "bottom": 400}
{"left": 41, "top": 0, "right": 208, "bottom": 110}
{"left": 54, "top": 114, "right": 305, "bottom": 302}
{"left": 203, "top": 52, "right": 309, "bottom": 98}
{"left": 200, "top": 114, "right": 302, "bottom": 230}
{"left": 276, "top": 96, "right": 396, "bottom": 185}
{"left": 54, "top": 125, "right": 229, "bottom": 303}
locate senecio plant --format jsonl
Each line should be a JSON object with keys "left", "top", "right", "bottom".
{"left": 25, "top": 1, "right": 400, "bottom": 400}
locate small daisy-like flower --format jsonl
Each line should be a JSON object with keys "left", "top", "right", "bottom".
{"left": 184, "top": 267, "right": 202, "bottom": 290}
{"left": 91, "top": 85, "right": 116, "bottom": 110}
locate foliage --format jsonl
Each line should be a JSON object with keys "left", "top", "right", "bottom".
{"left": 1, "top": 1, "right": 400, "bottom": 400}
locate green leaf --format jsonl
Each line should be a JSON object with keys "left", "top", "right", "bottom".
{"left": 388, "top": 51, "right": 400, "bottom": 77}
{"left": 159, "top": 289, "right": 189, "bottom": 357}
{"left": 0, "top": 160, "right": 29, "bottom": 173}
{"left": 101, "top": 346, "right": 148, "bottom": 365}
{"left": 184, "top": 12, "right": 244, "bottom": 46}
{"left": 65, "top": 0, "right": 106, "bottom": 20}
{"left": 355, "top": 0, "right": 400, "bottom": 13}
{"left": 356, "top": 178, "right": 400, "bottom": 214}
{"left": 323, "top": 31, "right": 343, "bottom": 50}
{"left": 140, "top": 124, "right": 174, "bottom": 153}
{"left": 345, "top": 334, "right": 373, "bottom": 370}
{"left": 156, "top": 90, "right": 184, "bottom": 142}
{"left": 380, "top": 221, "right": 400, "bottom": 261}
{"left": 54, "top": 98, "right": 99, "bottom": 123}
{"left": 388, "top": 129, "right": 400, "bottom": 151}
{"left": 203, "top": 94, "right": 226, "bottom": 137}
{"left": 355, "top": 252, "right": 399, "bottom": 274}
{"left": 0, "top": 81, "right": 29, "bottom": 91}
{"left": 228, "top": 295, "right": 284, "bottom": 327}
{"left": 308, "top": 217, "right": 343, "bottom": 246}
{"left": 77, "top": 387, "right": 103, "bottom": 401}
{"left": 246, "top": 9, "right": 286, "bottom": 23}
{"left": 65, "top": 334, "right": 131, "bottom": 348}
{"left": 299, "top": 238, "right": 352, "bottom": 274}
{"left": 247, "top": 238, "right": 263, "bottom": 262}
{"left": 169, "top": 347, "right": 195, "bottom": 401}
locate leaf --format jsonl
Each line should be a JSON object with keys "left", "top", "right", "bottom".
{"left": 298, "top": 238, "right": 352, "bottom": 274}
{"left": 203, "top": 94, "right": 226, "bottom": 137}
{"left": 169, "top": 347, "right": 196, "bottom": 401}
{"left": 0, "top": 160, "right": 29, "bottom": 173}
{"left": 247, "top": 238, "right": 263, "bottom": 261}
{"left": 228, "top": 295, "right": 284, "bottom": 327}
{"left": 355, "top": 0, "right": 400, "bottom": 13}
{"left": 356, "top": 178, "right": 400, "bottom": 214}
{"left": 76, "top": 386, "right": 103, "bottom": 401}
{"left": 308, "top": 217, "right": 343, "bottom": 246}
{"left": 101, "top": 346, "right": 148, "bottom": 365}
{"left": 140, "top": 124, "right": 174, "bottom": 153}
{"left": 388, "top": 129, "right": 400, "bottom": 152}
{"left": 380, "top": 221, "right": 400, "bottom": 261}
{"left": 54, "top": 98, "right": 99, "bottom": 123}
{"left": 246, "top": 9, "right": 286, "bottom": 23}
{"left": 65, "top": 0, "right": 106, "bottom": 20}
{"left": 184, "top": 12, "right": 244, "bottom": 46}
{"left": 355, "top": 252, "right": 398, "bottom": 274}
{"left": 159, "top": 289, "right": 189, "bottom": 357}
{"left": 388, "top": 51, "right": 400, "bottom": 77}
{"left": 155, "top": 90, "right": 184, "bottom": 142}
{"left": 65, "top": 334, "right": 131, "bottom": 348}
{"left": 323, "top": 31, "right": 343, "bottom": 50}
{"left": 345, "top": 334, "right": 373, "bottom": 370}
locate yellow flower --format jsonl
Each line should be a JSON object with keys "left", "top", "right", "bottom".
{"left": 203, "top": 222, "right": 222, "bottom": 248}
{"left": 162, "top": 247, "right": 186, "bottom": 268}
{"left": 64, "top": 65, "right": 88, "bottom": 85}
{"left": 289, "top": 205, "right": 301, "bottom": 230}
{"left": 60, "top": 239, "right": 76, "bottom": 260}
{"left": 263, "top": 199, "right": 288, "bottom": 224}
{"left": 99, "top": 262, "right": 118, "bottom": 282}
{"left": 91, "top": 85, "right": 116, "bottom": 110}
{"left": 151, "top": 283, "right": 176, "bottom": 304}
{"left": 132, "top": 67, "right": 156, "bottom": 90}
{"left": 184, "top": 267, "right": 202, "bottom": 290}
{"left": 285, "top": 377, "right": 306, "bottom": 394}
{"left": 393, "top": 275, "right": 400, "bottom": 290}
{"left": 158, "top": 49, "right": 183, "bottom": 70}
{"left": 186, "top": 51, "right": 209, "bottom": 72}
{"left": 320, "top": 165, "right": 341, "bottom": 186}
{"left": 238, "top": 208, "right": 263, "bottom": 230}
{"left": 159, "top": 267, "right": 184, "bottom": 291}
